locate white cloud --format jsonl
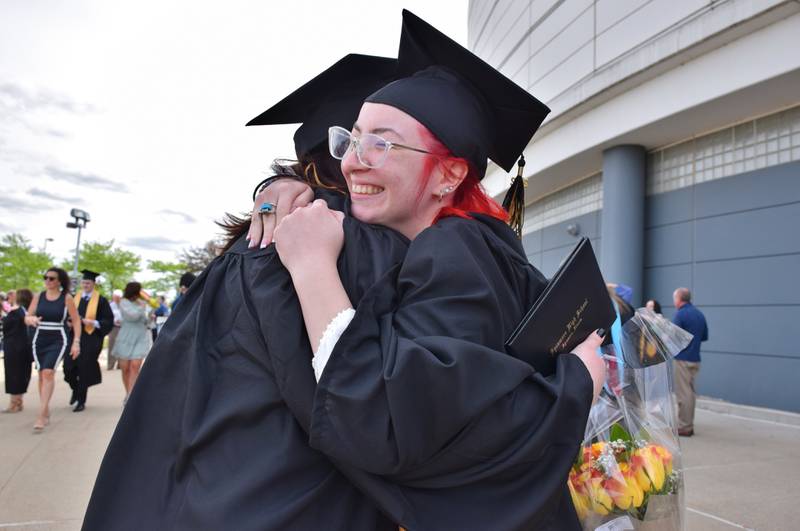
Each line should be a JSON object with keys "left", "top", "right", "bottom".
{"left": 0, "top": 0, "right": 467, "bottom": 265}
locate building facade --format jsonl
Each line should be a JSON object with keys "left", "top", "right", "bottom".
{"left": 469, "top": 0, "right": 800, "bottom": 412}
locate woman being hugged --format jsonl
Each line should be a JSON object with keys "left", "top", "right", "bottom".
{"left": 25, "top": 268, "right": 81, "bottom": 432}
{"left": 272, "top": 11, "right": 606, "bottom": 530}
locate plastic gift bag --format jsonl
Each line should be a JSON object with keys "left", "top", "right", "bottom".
{"left": 568, "top": 309, "right": 692, "bottom": 530}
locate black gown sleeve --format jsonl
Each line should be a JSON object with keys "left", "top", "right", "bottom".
{"left": 2, "top": 308, "right": 22, "bottom": 336}
{"left": 96, "top": 297, "right": 114, "bottom": 337}
{"left": 308, "top": 217, "right": 594, "bottom": 485}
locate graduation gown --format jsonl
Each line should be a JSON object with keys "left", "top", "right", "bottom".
{"left": 82, "top": 197, "right": 410, "bottom": 531}
{"left": 65, "top": 294, "right": 114, "bottom": 388}
{"left": 279, "top": 214, "right": 596, "bottom": 531}
{"left": 2, "top": 308, "right": 33, "bottom": 394}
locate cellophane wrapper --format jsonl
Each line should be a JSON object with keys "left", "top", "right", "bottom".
{"left": 568, "top": 309, "right": 693, "bottom": 530}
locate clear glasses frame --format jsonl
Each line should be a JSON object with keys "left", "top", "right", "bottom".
{"left": 328, "top": 125, "right": 439, "bottom": 169}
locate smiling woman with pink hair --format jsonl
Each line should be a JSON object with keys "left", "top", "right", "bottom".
{"left": 269, "top": 11, "right": 607, "bottom": 531}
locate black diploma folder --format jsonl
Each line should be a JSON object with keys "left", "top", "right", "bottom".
{"left": 505, "top": 237, "right": 616, "bottom": 376}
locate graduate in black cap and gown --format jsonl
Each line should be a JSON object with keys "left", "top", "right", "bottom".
{"left": 269, "top": 10, "right": 607, "bottom": 530}
{"left": 65, "top": 269, "right": 114, "bottom": 411}
{"left": 82, "top": 54, "right": 411, "bottom": 531}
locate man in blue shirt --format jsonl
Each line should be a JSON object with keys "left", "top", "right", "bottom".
{"left": 672, "top": 287, "right": 709, "bottom": 436}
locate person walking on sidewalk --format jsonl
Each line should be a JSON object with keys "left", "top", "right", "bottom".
{"left": 65, "top": 270, "right": 114, "bottom": 412}
{"left": 113, "top": 282, "right": 152, "bottom": 402}
{"left": 107, "top": 289, "right": 123, "bottom": 370}
{"left": 25, "top": 268, "right": 81, "bottom": 431}
{"left": 2, "top": 289, "right": 34, "bottom": 413}
{"left": 672, "top": 287, "right": 709, "bottom": 437}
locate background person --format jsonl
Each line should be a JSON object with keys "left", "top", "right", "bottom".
{"left": 2, "top": 288, "right": 33, "bottom": 413}
{"left": 170, "top": 272, "right": 196, "bottom": 311}
{"left": 645, "top": 299, "right": 662, "bottom": 314}
{"left": 107, "top": 289, "right": 123, "bottom": 370}
{"left": 151, "top": 295, "right": 169, "bottom": 341}
{"left": 65, "top": 269, "right": 114, "bottom": 412}
{"left": 113, "top": 282, "right": 152, "bottom": 402}
{"left": 0, "top": 290, "right": 9, "bottom": 352}
{"left": 672, "top": 287, "right": 709, "bottom": 437}
{"left": 25, "top": 267, "right": 81, "bottom": 431}
{"left": 3, "top": 289, "right": 15, "bottom": 312}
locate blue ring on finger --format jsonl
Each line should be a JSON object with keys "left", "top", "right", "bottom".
{"left": 259, "top": 202, "right": 277, "bottom": 214}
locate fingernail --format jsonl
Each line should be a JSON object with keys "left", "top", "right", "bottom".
{"left": 246, "top": 234, "right": 251, "bottom": 241}
{"left": 260, "top": 242, "right": 266, "bottom": 249}
{"left": 596, "top": 328, "right": 606, "bottom": 338}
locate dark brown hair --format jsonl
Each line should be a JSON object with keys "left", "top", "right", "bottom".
{"left": 646, "top": 299, "right": 662, "bottom": 314}
{"left": 123, "top": 281, "right": 142, "bottom": 301}
{"left": 46, "top": 267, "right": 71, "bottom": 292}
{"left": 16, "top": 288, "right": 33, "bottom": 309}
{"left": 217, "top": 147, "right": 346, "bottom": 254}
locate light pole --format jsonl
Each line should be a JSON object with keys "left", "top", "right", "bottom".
{"left": 66, "top": 208, "right": 90, "bottom": 278}
{"left": 42, "top": 237, "right": 54, "bottom": 252}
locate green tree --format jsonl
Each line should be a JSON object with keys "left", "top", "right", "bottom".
{"left": 144, "top": 259, "right": 188, "bottom": 295}
{"left": 179, "top": 239, "right": 221, "bottom": 273}
{"left": 61, "top": 240, "right": 141, "bottom": 294}
{"left": 0, "top": 233, "right": 54, "bottom": 292}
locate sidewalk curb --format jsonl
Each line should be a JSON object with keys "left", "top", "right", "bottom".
{"left": 697, "top": 396, "right": 800, "bottom": 426}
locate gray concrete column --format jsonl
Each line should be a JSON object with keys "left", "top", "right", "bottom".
{"left": 600, "top": 145, "right": 646, "bottom": 307}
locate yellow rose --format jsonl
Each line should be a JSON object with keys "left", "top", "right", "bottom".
{"left": 638, "top": 446, "right": 665, "bottom": 491}
{"left": 568, "top": 479, "right": 590, "bottom": 520}
{"left": 588, "top": 477, "right": 613, "bottom": 515}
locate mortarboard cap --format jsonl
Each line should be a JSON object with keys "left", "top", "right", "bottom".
{"left": 81, "top": 269, "right": 100, "bottom": 281}
{"left": 246, "top": 54, "right": 398, "bottom": 158}
{"left": 366, "top": 10, "right": 550, "bottom": 177}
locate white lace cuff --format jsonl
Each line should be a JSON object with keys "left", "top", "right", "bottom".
{"left": 312, "top": 307, "right": 356, "bottom": 382}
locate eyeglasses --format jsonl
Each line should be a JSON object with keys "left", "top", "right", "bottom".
{"left": 43, "top": 275, "right": 58, "bottom": 281}
{"left": 328, "top": 125, "right": 439, "bottom": 169}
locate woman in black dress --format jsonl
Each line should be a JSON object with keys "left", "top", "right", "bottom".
{"left": 2, "top": 288, "right": 34, "bottom": 413}
{"left": 24, "top": 267, "right": 81, "bottom": 431}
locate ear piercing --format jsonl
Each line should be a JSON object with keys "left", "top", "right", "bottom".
{"left": 438, "top": 186, "right": 455, "bottom": 202}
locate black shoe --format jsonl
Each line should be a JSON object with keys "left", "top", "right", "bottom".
{"left": 73, "top": 403, "right": 86, "bottom": 412}
{"left": 69, "top": 391, "right": 77, "bottom": 406}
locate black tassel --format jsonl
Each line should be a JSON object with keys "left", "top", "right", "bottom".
{"left": 502, "top": 155, "right": 526, "bottom": 239}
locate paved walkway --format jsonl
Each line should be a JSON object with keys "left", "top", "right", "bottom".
{"left": 1, "top": 356, "right": 799, "bottom": 530}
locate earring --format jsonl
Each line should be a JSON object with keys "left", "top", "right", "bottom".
{"left": 438, "top": 185, "right": 454, "bottom": 202}
{"left": 439, "top": 186, "right": 453, "bottom": 203}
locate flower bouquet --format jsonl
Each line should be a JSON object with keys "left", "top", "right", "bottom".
{"left": 569, "top": 308, "right": 692, "bottom": 530}
{"left": 569, "top": 423, "right": 681, "bottom": 530}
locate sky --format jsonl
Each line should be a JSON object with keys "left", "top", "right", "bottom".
{"left": 0, "top": 0, "right": 467, "bottom": 277}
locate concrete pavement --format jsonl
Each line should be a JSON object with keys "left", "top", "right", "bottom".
{"left": 1, "top": 355, "right": 799, "bottom": 530}
{"left": 1, "top": 358, "right": 123, "bottom": 531}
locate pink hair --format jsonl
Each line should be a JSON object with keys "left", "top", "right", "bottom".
{"left": 415, "top": 124, "right": 509, "bottom": 224}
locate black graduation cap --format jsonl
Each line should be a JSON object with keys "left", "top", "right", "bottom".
{"left": 366, "top": 10, "right": 550, "bottom": 177}
{"left": 81, "top": 269, "right": 100, "bottom": 281}
{"left": 246, "top": 54, "right": 398, "bottom": 157}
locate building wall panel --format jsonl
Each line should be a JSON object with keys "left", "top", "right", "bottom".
{"left": 693, "top": 254, "right": 800, "bottom": 306}
{"left": 694, "top": 202, "right": 800, "bottom": 262}
{"left": 701, "top": 306, "right": 800, "bottom": 358}
{"left": 698, "top": 352, "right": 799, "bottom": 412}
{"left": 595, "top": 0, "right": 708, "bottom": 67}
{"left": 645, "top": 221, "right": 693, "bottom": 267}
